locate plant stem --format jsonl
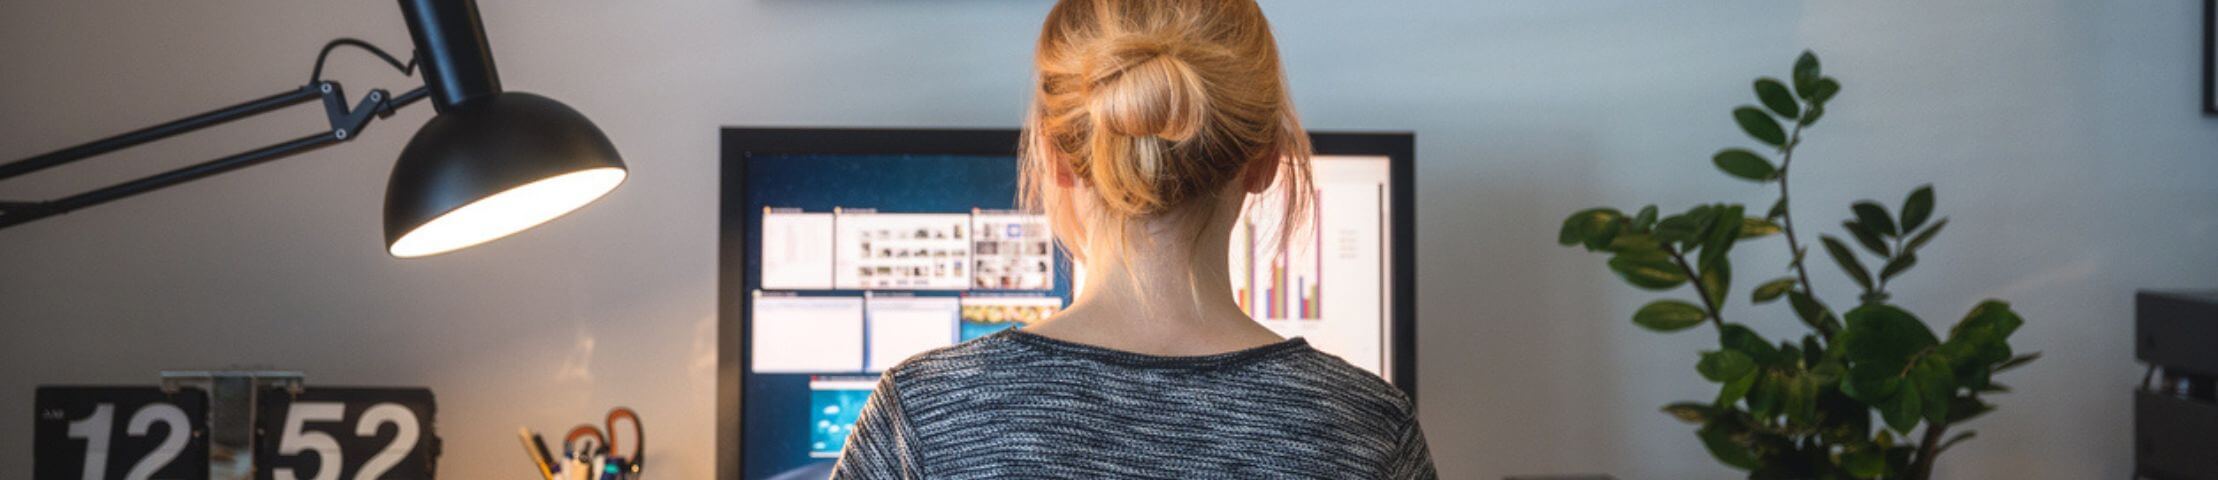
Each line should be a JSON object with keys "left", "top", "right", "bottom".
{"left": 1877, "top": 235, "right": 1904, "bottom": 293}
{"left": 1909, "top": 420, "right": 1950, "bottom": 480}
{"left": 1774, "top": 117, "right": 1833, "bottom": 340}
{"left": 1664, "top": 246, "right": 1725, "bottom": 329}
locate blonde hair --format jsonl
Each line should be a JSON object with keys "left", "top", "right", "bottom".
{"left": 1019, "top": 0, "right": 1313, "bottom": 267}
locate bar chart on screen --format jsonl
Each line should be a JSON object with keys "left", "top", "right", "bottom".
{"left": 1231, "top": 190, "right": 1325, "bottom": 322}
{"left": 1227, "top": 156, "right": 1391, "bottom": 375}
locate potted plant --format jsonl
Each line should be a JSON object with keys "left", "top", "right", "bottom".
{"left": 1556, "top": 51, "right": 2039, "bottom": 480}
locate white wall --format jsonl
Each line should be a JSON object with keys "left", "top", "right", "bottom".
{"left": 3, "top": 0, "right": 2213, "bottom": 478}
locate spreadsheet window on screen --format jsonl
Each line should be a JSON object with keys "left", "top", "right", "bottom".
{"left": 725, "top": 130, "right": 1410, "bottom": 480}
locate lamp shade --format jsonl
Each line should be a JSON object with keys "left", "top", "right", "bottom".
{"left": 383, "top": 91, "right": 626, "bottom": 258}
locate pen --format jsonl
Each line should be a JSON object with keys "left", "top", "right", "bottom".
{"left": 534, "top": 432, "right": 562, "bottom": 476}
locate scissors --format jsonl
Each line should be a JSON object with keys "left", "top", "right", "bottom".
{"left": 564, "top": 407, "right": 645, "bottom": 478}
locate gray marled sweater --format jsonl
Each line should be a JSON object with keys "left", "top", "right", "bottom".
{"left": 831, "top": 329, "right": 1437, "bottom": 479}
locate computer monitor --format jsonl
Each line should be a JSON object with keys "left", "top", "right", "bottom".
{"left": 717, "top": 128, "right": 1415, "bottom": 480}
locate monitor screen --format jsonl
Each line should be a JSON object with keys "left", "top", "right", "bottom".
{"left": 719, "top": 129, "right": 1413, "bottom": 480}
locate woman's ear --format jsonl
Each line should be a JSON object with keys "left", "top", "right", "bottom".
{"left": 1054, "top": 156, "right": 1080, "bottom": 188}
{"left": 1242, "top": 151, "right": 1280, "bottom": 194}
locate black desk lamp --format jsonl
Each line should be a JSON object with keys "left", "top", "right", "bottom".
{"left": 0, "top": 0, "right": 627, "bottom": 258}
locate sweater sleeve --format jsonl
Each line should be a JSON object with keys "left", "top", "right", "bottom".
{"left": 830, "top": 372, "right": 925, "bottom": 480}
{"left": 1384, "top": 409, "right": 1439, "bottom": 480}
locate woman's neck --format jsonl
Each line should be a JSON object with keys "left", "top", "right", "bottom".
{"left": 1026, "top": 207, "right": 1285, "bottom": 356}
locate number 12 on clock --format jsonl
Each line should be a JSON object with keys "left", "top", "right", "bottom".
{"left": 34, "top": 387, "right": 211, "bottom": 480}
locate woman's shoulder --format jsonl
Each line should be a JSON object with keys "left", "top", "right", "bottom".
{"left": 872, "top": 331, "right": 1034, "bottom": 392}
{"left": 1270, "top": 347, "right": 1418, "bottom": 417}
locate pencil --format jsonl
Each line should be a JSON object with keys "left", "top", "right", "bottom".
{"left": 518, "top": 428, "right": 555, "bottom": 480}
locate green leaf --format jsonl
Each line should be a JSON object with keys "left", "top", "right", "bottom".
{"left": 1948, "top": 396, "right": 1996, "bottom": 423}
{"left": 1634, "top": 299, "right": 1708, "bottom": 332}
{"left": 1812, "top": 77, "right": 1842, "bottom": 104}
{"left": 1913, "top": 353, "right": 1958, "bottom": 424}
{"left": 1662, "top": 402, "right": 1715, "bottom": 424}
{"left": 1844, "top": 305, "right": 1941, "bottom": 365}
{"left": 1655, "top": 214, "right": 1703, "bottom": 245}
{"left": 1843, "top": 221, "right": 1892, "bottom": 258}
{"left": 1684, "top": 204, "right": 1720, "bottom": 229}
{"left": 1785, "top": 373, "right": 1821, "bottom": 425}
{"left": 1700, "top": 350, "right": 1758, "bottom": 382}
{"left": 1787, "top": 291, "right": 1838, "bottom": 339}
{"left": 1752, "top": 277, "right": 1797, "bottom": 304}
{"left": 1878, "top": 387, "right": 1923, "bottom": 433}
{"left": 1995, "top": 352, "right": 2041, "bottom": 373}
{"left": 1559, "top": 208, "right": 1623, "bottom": 249}
{"left": 1718, "top": 367, "right": 1758, "bottom": 405}
{"left": 1633, "top": 205, "right": 1660, "bottom": 232}
{"left": 1713, "top": 149, "right": 1777, "bottom": 181}
{"left": 1879, "top": 253, "right": 1918, "bottom": 281}
{"left": 1766, "top": 197, "right": 1788, "bottom": 221}
{"left": 1821, "top": 235, "right": 1875, "bottom": 291}
{"left": 1739, "top": 217, "right": 1781, "bottom": 239}
{"left": 1609, "top": 250, "right": 1688, "bottom": 290}
{"left": 1700, "top": 255, "right": 1732, "bottom": 307}
{"left": 1754, "top": 77, "right": 1801, "bottom": 118}
{"left": 1700, "top": 419, "right": 1762, "bottom": 470}
{"left": 1803, "top": 336, "right": 1829, "bottom": 368}
{"left": 1605, "top": 233, "right": 1661, "bottom": 254}
{"left": 1793, "top": 51, "right": 1823, "bottom": 99}
{"left": 1800, "top": 103, "right": 1827, "bottom": 126}
{"left": 1840, "top": 304, "right": 1940, "bottom": 410}
{"left": 1901, "top": 185, "right": 1935, "bottom": 232}
{"left": 1735, "top": 106, "right": 1789, "bottom": 146}
{"left": 1747, "top": 370, "right": 1785, "bottom": 418}
{"left": 1697, "top": 205, "right": 1745, "bottom": 267}
{"left": 1957, "top": 365, "right": 1994, "bottom": 393}
{"left": 1885, "top": 445, "right": 1917, "bottom": 473}
{"left": 1905, "top": 218, "right": 1948, "bottom": 253}
{"left": 1721, "top": 323, "right": 1784, "bottom": 365}
{"left": 1851, "top": 201, "right": 1899, "bottom": 237}
{"left": 1842, "top": 446, "right": 1887, "bottom": 478}
{"left": 1941, "top": 301, "right": 2024, "bottom": 366}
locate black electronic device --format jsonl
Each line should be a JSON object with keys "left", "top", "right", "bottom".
{"left": 2136, "top": 291, "right": 2218, "bottom": 480}
{"left": 715, "top": 128, "right": 1418, "bottom": 479}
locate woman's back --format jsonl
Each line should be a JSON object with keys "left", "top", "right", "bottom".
{"left": 832, "top": 330, "right": 1435, "bottom": 479}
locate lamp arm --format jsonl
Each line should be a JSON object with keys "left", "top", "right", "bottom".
{"left": 0, "top": 86, "right": 322, "bottom": 182}
{"left": 0, "top": 80, "right": 435, "bottom": 230}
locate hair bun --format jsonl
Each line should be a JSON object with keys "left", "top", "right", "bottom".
{"left": 1085, "top": 34, "right": 1209, "bottom": 143}
{"left": 1078, "top": 33, "right": 1214, "bottom": 216}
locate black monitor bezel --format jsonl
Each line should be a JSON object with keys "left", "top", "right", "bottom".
{"left": 716, "top": 127, "right": 1416, "bottom": 478}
